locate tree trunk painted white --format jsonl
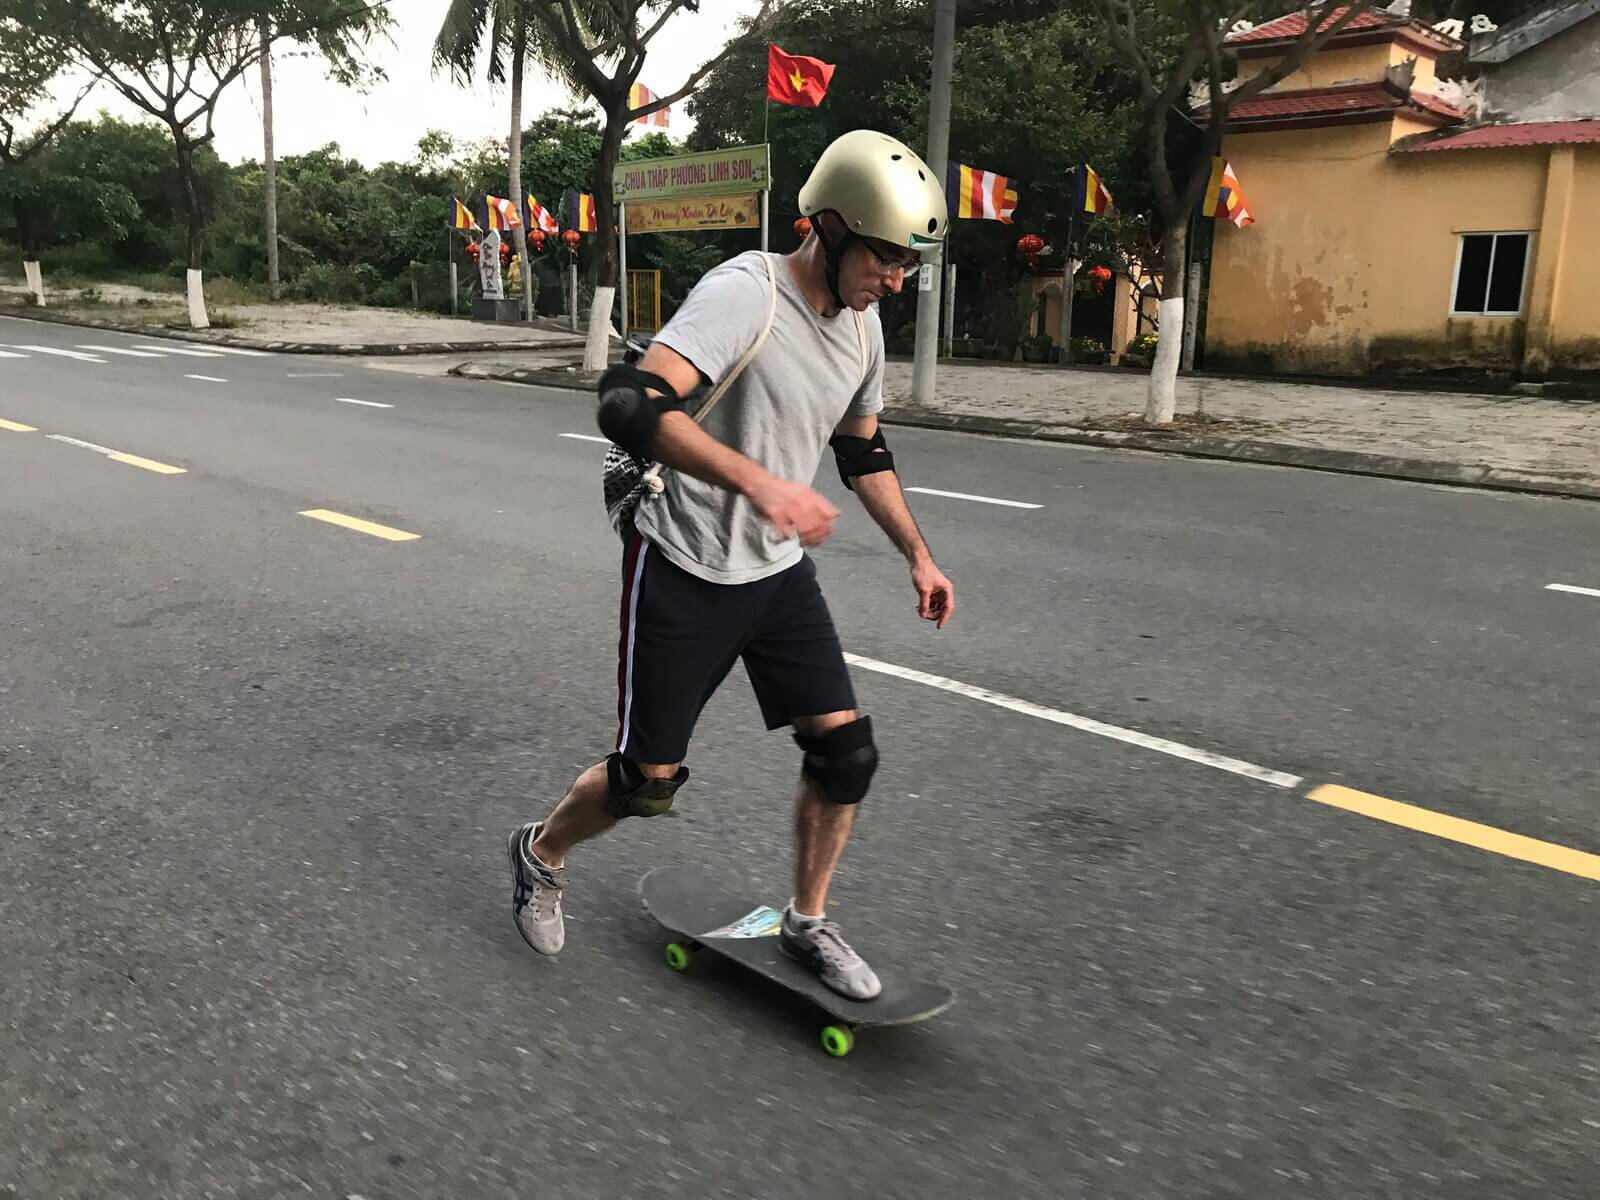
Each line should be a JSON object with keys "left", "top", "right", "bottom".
{"left": 1145, "top": 297, "right": 1183, "bottom": 424}
{"left": 186, "top": 269, "right": 210, "bottom": 329}
{"left": 583, "top": 286, "right": 615, "bottom": 371}
{"left": 23, "top": 260, "right": 44, "bottom": 306}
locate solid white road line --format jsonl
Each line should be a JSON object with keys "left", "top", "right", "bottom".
{"left": 0, "top": 350, "right": 26, "bottom": 358}
{"left": 184, "top": 373, "right": 229, "bottom": 383}
{"left": 844, "top": 652, "right": 1304, "bottom": 789}
{"left": 1546, "top": 583, "right": 1600, "bottom": 599}
{"left": 287, "top": 372, "right": 344, "bottom": 378}
{"left": 77, "top": 344, "right": 164, "bottom": 358}
{"left": 560, "top": 433, "right": 610, "bottom": 444}
{"left": 12, "top": 345, "right": 106, "bottom": 362}
{"left": 906, "top": 486, "right": 1042, "bottom": 510}
{"left": 131, "top": 344, "right": 223, "bottom": 358}
{"left": 335, "top": 397, "right": 393, "bottom": 408}
{"left": 202, "top": 346, "right": 269, "bottom": 357}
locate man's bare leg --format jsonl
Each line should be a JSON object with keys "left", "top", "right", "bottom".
{"left": 531, "top": 758, "right": 682, "bottom": 868}
{"left": 790, "top": 711, "right": 862, "bottom": 915}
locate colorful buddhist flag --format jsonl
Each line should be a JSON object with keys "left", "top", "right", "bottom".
{"left": 629, "top": 82, "right": 670, "bottom": 127}
{"left": 567, "top": 191, "right": 598, "bottom": 233}
{"left": 524, "top": 192, "right": 559, "bottom": 235}
{"left": 452, "top": 197, "right": 480, "bottom": 231}
{"left": 1203, "top": 158, "right": 1255, "bottom": 228}
{"left": 1074, "top": 164, "right": 1113, "bottom": 215}
{"left": 486, "top": 194, "right": 522, "bottom": 231}
{"left": 946, "top": 162, "right": 1019, "bottom": 224}
{"left": 767, "top": 45, "right": 835, "bottom": 108}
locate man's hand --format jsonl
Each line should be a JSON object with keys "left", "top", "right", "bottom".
{"left": 748, "top": 477, "right": 841, "bottom": 547}
{"left": 911, "top": 558, "right": 955, "bottom": 629}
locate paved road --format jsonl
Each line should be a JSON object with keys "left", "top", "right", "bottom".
{"left": 2, "top": 313, "right": 1597, "bottom": 1199}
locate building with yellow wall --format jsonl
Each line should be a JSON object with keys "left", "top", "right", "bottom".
{"left": 1202, "top": 2, "right": 1600, "bottom": 382}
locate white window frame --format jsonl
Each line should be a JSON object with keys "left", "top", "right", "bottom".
{"left": 1449, "top": 231, "right": 1534, "bottom": 318}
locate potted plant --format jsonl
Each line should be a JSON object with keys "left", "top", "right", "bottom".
{"left": 1121, "top": 332, "right": 1159, "bottom": 368}
{"left": 1075, "top": 336, "right": 1108, "bottom": 365}
{"left": 1020, "top": 333, "right": 1054, "bottom": 364}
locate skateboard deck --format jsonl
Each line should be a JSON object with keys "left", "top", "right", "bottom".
{"left": 639, "top": 866, "right": 954, "bottom": 1056}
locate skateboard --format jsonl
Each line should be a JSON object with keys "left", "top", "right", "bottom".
{"left": 639, "top": 866, "right": 954, "bottom": 1057}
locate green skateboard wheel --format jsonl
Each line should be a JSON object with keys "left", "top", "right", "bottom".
{"left": 664, "top": 942, "right": 694, "bottom": 971}
{"left": 820, "top": 1025, "right": 855, "bottom": 1057}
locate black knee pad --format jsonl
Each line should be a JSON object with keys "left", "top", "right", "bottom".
{"left": 606, "top": 752, "right": 689, "bottom": 819}
{"left": 794, "top": 716, "right": 878, "bottom": 805}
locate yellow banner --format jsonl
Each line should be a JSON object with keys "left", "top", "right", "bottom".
{"left": 626, "top": 193, "right": 760, "bottom": 234}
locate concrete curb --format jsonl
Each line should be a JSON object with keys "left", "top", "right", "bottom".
{"left": 1, "top": 306, "right": 587, "bottom": 357}
{"left": 452, "top": 361, "right": 1600, "bottom": 504}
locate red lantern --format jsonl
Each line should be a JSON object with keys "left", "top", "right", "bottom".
{"left": 794, "top": 216, "right": 813, "bottom": 240}
{"left": 530, "top": 229, "right": 546, "bottom": 250}
{"left": 464, "top": 240, "right": 480, "bottom": 262}
{"left": 562, "top": 229, "right": 581, "bottom": 250}
{"left": 1088, "top": 264, "right": 1113, "bottom": 295}
{"left": 1016, "top": 234, "right": 1045, "bottom": 257}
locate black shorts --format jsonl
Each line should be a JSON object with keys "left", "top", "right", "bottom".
{"left": 615, "top": 535, "right": 857, "bottom": 765}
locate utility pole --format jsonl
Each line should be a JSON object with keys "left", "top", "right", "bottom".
{"left": 910, "top": 0, "right": 956, "bottom": 406}
{"left": 260, "top": 19, "right": 279, "bottom": 298}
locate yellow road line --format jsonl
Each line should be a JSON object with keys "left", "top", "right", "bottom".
{"left": 299, "top": 508, "right": 419, "bottom": 542}
{"left": 1308, "top": 784, "right": 1600, "bottom": 882}
{"left": 0, "top": 417, "right": 37, "bottom": 432}
{"left": 108, "top": 451, "right": 186, "bottom": 475}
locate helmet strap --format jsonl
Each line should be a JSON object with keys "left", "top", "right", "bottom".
{"left": 810, "top": 215, "right": 853, "bottom": 311}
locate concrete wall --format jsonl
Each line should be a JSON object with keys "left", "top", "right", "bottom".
{"left": 1204, "top": 118, "right": 1600, "bottom": 378}
{"left": 1481, "top": 14, "right": 1600, "bottom": 120}
{"left": 1238, "top": 38, "right": 1444, "bottom": 91}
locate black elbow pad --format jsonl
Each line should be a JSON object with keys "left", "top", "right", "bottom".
{"left": 829, "top": 430, "right": 897, "bottom": 491}
{"left": 596, "top": 364, "right": 682, "bottom": 458}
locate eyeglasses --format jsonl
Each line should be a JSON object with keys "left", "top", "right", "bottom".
{"left": 859, "top": 238, "right": 923, "bottom": 279}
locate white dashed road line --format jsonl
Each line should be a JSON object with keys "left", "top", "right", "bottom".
{"left": 335, "top": 397, "right": 393, "bottom": 408}
{"left": 77, "top": 344, "right": 165, "bottom": 358}
{"left": 184, "top": 374, "right": 229, "bottom": 383}
{"left": 1546, "top": 583, "right": 1600, "bottom": 599}
{"left": 844, "top": 652, "right": 1303, "bottom": 789}
{"left": 131, "top": 344, "right": 224, "bottom": 358}
{"left": 560, "top": 433, "right": 610, "bottom": 444}
{"left": 0, "top": 350, "right": 25, "bottom": 358}
{"left": 906, "top": 486, "right": 1042, "bottom": 510}
{"left": 11, "top": 345, "right": 106, "bottom": 362}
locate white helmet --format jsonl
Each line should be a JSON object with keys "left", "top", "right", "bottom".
{"left": 798, "top": 130, "right": 948, "bottom": 251}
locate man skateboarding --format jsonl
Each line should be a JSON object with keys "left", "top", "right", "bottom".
{"left": 507, "top": 130, "right": 955, "bottom": 1001}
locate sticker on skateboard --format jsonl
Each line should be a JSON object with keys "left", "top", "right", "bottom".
{"left": 701, "top": 906, "right": 783, "bottom": 939}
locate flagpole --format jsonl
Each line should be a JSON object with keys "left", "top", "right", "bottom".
{"left": 1059, "top": 197, "right": 1077, "bottom": 366}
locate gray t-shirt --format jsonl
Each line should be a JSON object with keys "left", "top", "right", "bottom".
{"left": 636, "top": 251, "right": 885, "bottom": 584}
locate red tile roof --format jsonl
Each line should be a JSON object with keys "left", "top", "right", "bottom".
{"left": 1396, "top": 119, "right": 1600, "bottom": 151}
{"left": 1229, "top": 81, "right": 1465, "bottom": 125}
{"left": 1228, "top": 6, "right": 1399, "bottom": 42}
{"left": 1226, "top": 5, "right": 1461, "bottom": 52}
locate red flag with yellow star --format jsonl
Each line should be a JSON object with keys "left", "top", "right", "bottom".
{"left": 767, "top": 44, "right": 834, "bottom": 108}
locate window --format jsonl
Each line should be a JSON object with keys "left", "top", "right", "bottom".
{"left": 1452, "top": 232, "right": 1531, "bottom": 316}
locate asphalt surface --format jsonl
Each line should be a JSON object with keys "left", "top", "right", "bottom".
{"left": 2, "top": 312, "right": 1597, "bottom": 1199}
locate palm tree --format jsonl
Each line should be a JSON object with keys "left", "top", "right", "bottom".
{"left": 434, "top": 0, "right": 599, "bottom": 321}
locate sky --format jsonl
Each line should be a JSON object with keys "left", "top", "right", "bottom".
{"left": 57, "top": 0, "right": 759, "bottom": 166}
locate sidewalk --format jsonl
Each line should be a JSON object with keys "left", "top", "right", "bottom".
{"left": 1, "top": 279, "right": 585, "bottom": 354}
{"left": 450, "top": 350, "right": 1600, "bottom": 501}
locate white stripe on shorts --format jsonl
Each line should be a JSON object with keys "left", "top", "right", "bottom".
{"left": 618, "top": 540, "right": 649, "bottom": 755}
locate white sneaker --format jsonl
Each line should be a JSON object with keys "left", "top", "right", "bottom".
{"left": 506, "top": 823, "right": 565, "bottom": 955}
{"left": 778, "top": 907, "right": 882, "bottom": 1000}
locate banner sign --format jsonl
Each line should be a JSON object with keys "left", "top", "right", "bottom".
{"left": 627, "top": 193, "right": 760, "bottom": 234}
{"left": 613, "top": 145, "right": 770, "bottom": 202}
